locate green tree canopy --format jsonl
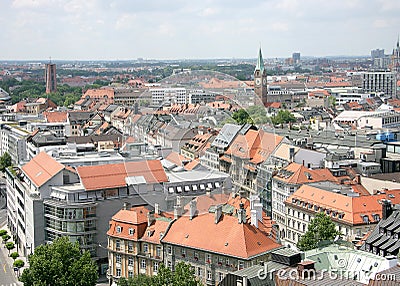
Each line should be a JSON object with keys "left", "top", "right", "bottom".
{"left": 118, "top": 262, "right": 202, "bottom": 286}
{"left": 13, "top": 259, "right": 25, "bottom": 269}
{"left": 271, "top": 109, "right": 296, "bottom": 126}
{"left": 246, "top": 105, "right": 268, "bottom": 125}
{"left": 5, "top": 241, "right": 15, "bottom": 254}
{"left": 232, "top": 109, "right": 254, "bottom": 125}
{"left": 297, "top": 212, "right": 341, "bottom": 251}
{"left": 10, "top": 251, "right": 19, "bottom": 260}
{"left": 0, "top": 229, "right": 7, "bottom": 236}
{"left": 20, "top": 236, "right": 98, "bottom": 286}
{"left": 0, "top": 152, "right": 12, "bottom": 172}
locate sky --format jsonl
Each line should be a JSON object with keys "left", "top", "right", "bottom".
{"left": 1, "top": 0, "right": 400, "bottom": 60}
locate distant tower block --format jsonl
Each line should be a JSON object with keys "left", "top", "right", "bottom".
{"left": 45, "top": 62, "right": 57, "bottom": 94}
{"left": 254, "top": 47, "right": 268, "bottom": 105}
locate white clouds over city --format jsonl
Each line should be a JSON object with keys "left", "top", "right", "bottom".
{"left": 1, "top": 0, "right": 400, "bottom": 60}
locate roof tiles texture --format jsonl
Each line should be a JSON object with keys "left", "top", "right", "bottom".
{"left": 77, "top": 160, "right": 168, "bottom": 191}
{"left": 21, "top": 152, "right": 64, "bottom": 187}
{"left": 162, "top": 213, "right": 281, "bottom": 259}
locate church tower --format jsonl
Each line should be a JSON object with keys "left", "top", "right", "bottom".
{"left": 254, "top": 47, "right": 268, "bottom": 105}
{"left": 391, "top": 36, "right": 400, "bottom": 73}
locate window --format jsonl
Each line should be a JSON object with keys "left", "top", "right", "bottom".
{"left": 218, "top": 272, "right": 224, "bottom": 282}
{"left": 156, "top": 247, "right": 161, "bottom": 258}
{"left": 128, "top": 242, "right": 133, "bottom": 252}
{"left": 116, "top": 268, "right": 121, "bottom": 277}
{"left": 141, "top": 259, "right": 146, "bottom": 269}
{"left": 116, "top": 240, "right": 121, "bottom": 251}
{"left": 363, "top": 215, "right": 369, "bottom": 223}
{"left": 128, "top": 271, "right": 133, "bottom": 278}
{"left": 206, "top": 254, "right": 211, "bottom": 263}
{"left": 116, "top": 254, "right": 121, "bottom": 264}
{"left": 129, "top": 228, "right": 134, "bottom": 235}
{"left": 239, "top": 261, "right": 244, "bottom": 270}
{"left": 154, "top": 262, "right": 159, "bottom": 272}
{"left": 207, "top": 270, "right": 212, "bottom": 280}
{"left": 226, "top": 258, "right": 229, "bottom": 266}
{"left": 128, "top": 256, "right": 134, "bottom": 266}
{"left": 116, "top": 226, "right": 122, "bottom": 233}
{"left": 181, "top": 248, "right": 186, "bottom": 257}
{"left": 197, "top": 267, "right": 203, "bottom": 277}
{"left": 194, "top": 251, "right": 199, "bottom": 260}
{"left": 167, "top": 246, "right": 172, "bottom": 255}
{"left": 143, "top": 244, "right": 149, "bottom": 253}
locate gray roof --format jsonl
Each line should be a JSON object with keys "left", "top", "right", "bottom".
{"left": 211, "top": 123, "right": 241, "bottom": 149}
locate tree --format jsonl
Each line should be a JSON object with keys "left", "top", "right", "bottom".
{"left": 151, "top": 263, "right": 173, "bottom": 286}
{"left": 10, "top": 251, "right": 19, "bottom": 260}
{"left": 297, "top": 212, "right": 341, "bottom": 251}
{"left": 118, "top": 275, "right": 153, "bottom": 286}
{"left": 271, "top": 110, "right": 296, "bottom": 127}
{"left": 232, "top": 109, "right": 254, "bottom": 125}
{"left": 246, "top": 105, "right": 268, "bottom": 125}
{"left": 0, "top": 229, "right": 7, "bottom": 236}
{"left": 172, "top": 261, "right": 200, "bottom": 286}
{"left": 0, "top": 152, "right": 12, "bottom": 172}
{"left": 20, "top": 236, "right": 98, "bottom": 286}
{"left": 2, "top": 234, "right": 11, "bottom": 243}
{"left": 13, "top": 259, "right": 25, "bottom": 269}
{"left": 5, "top": 241, "right": 15, "bottom": 254}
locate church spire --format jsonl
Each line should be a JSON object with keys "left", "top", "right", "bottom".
{"left": 255, "top": 47, "right": 265, "bottom": 73}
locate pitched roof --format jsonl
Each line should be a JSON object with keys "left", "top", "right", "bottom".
{"left": 43, "top": 111, "right": 68, "bottom": 123}
{"left": 21, "top": 152, "right": 64, "bottom": 187}
{"left": 162, "top": 213, "right": 281, "bottom": 259}
{"left": 76, "top": 160, "right": 168, "bottom": 191}
{"left": 287, "top": 185, "right": 400, "bottom": 225}
{"left": 274, "top": 162, "right": 336, "bottom": 185}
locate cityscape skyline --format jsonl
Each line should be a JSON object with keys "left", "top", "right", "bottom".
{"left": 1, "top": 0, "right": 400, "bottom": 61}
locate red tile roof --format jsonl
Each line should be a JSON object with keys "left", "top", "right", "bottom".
{"left": 274, "top": 162, "right": 336, "bottom": 185}
{"left": 162, "top": 213, "right": 281, "bottom": 259}
{"left": 287, "top": 185, "right": 400, "bottom": 225}
{"left": 43, "top": 111, "right": 68, "bottom": 123}
{"left": 21, "top": 152, "right": 64, "bottom": 188}
{"left": 76, "top": 160, "right": 168, "bottom": 191}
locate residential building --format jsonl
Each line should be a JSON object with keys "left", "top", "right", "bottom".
{"left": 0, "top": 123, "right": 29, "bottom": 164}
{"left": 107, "top": 204, "right": 172, "bottom": 283}
{"left": 161, "top": 202, "right": 282, "bottom": 286}
{"left": 150, "top": 88, "right": 187, "bottom": 105}
{"left": 188, "top": 90, "right": 216, "bottom": 104}
{"left": 285, "top": 183, "right": 400, "bottom": 248}
{"left": 271, "top": 163, "right": 336, "bottom": 241}
{"left": 361, "top": 201, "right": 400, "bottom": 257}
{"left": 180, "top": 132, "right": 214, "bottom": 160}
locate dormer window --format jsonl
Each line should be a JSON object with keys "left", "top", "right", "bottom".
{"left": 116, "top": 226, "right": 122, "bottom": 233}
{"left": 129, "top": 228, "right": 134, "bottom": 235}
{"left": 362, "top": 215, "right": 369, "bottom": 223}
{"left": 372, "top": 214, "right": 380, "bottom": 222}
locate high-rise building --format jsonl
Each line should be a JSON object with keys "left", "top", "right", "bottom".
{"left": 292, "top": 52, "right": 301, "bottom": 64}
{"left": 254, "top": 47, "right": 268, "bottom": 105}
{"left": 45, "top": 63, "right": 57, "bottom": 93}
{"left": 371, "top": 49, "right": 385, "bottom": 60}
{"left": 361, "top": 71, "right": 396, "bottom": 98}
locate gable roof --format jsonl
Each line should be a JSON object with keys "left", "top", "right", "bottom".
{"left": 76, "top": 160, "right": 168, "bottom": 191}
{"left": 21, "top": 152, "right": 64, "bottom": 188}
{"left": 43, "top": 111, "right": 68, "bottom": 123}
{"left": 274, "top": 162, "right": 336, "bottom": 185}
{"left": 162, "top": 213, "right": 281, "bottom": 259}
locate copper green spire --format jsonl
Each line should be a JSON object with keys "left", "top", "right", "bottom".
{"left": 255, "top": 47, "right": 265, "bottom": 73}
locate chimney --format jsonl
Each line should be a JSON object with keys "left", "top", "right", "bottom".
{"left": 176, "top": 195, "right": 182, "bottom": 207}
{"left": 123, "top": 202, "right": 131, "bottom": 210}
{"left": 147, "top": 210, "right": 155, "bottom": 227}
{"left": 237, "top": 202, "right": 247, "bottom": 224}
{"left": 254, "top": 203, "right": 263, "bottom": 222}
{"left": 382, "top": 199, "right": 393, "bottom": 220}
{"left": 250, "top": 195, "right": 260, "bottom": 210}
{"left": 154, "top": 203, "right": 160, "bottom": 215}
{"left": 289, "top": 147, "right": 295, "bottom": 162}
{"left": 174, "top": 205, "right": 183, "bottom": 220}
{"left": 206, "top": 188, "right": 212, "bottom": 197}
{"left": 251, "top": 209, "right": 258, "bottom": 228}
{"left": 189, "top": 200, "right": 197, "bottom": 220}
{"left": 215, "top": 205, "right": 222, "bottom": 224}
{"left": 297, "top": 261, "right": 315, "bottom": 279}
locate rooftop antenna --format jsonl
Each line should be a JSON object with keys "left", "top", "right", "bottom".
{"left": 49, "top": 56, "right": 52, "bottom": 64}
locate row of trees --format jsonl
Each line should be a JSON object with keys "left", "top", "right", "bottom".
{"left": 0, "top": 229, "right": 25, "bottom": 273}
